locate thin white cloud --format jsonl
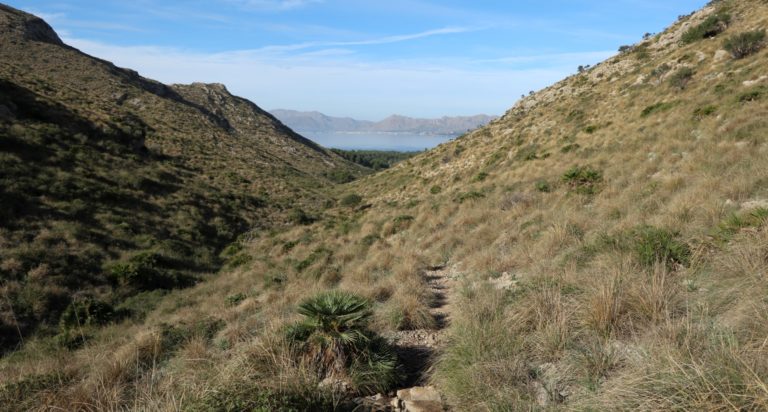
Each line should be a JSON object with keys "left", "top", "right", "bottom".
{"left": 477, "top": 51, "right": 616, "bottom": 66}
{"left": 228, "top": 0, "right": 323, "bottom": 11}
{"left": 250, "top": 26, "right": 476, "bottom": 55}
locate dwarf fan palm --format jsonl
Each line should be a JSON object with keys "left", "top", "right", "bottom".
{"left": 288, "top": 290, "right": 373, "bottom": 377}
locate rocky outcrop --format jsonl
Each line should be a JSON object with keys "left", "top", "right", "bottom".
{"left": 0, "top": 4, "right": 63, "bottom": 45}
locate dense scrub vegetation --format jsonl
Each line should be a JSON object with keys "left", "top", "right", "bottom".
{"left": 0, "top": 80, "right": 259, "bottom": 352}
{"left": 330, "top": 148, "right": 420, "bottom": 171}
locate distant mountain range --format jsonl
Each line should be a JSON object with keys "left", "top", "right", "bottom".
{"left": 270, "top": 109, "right": 498, "bottom": 135}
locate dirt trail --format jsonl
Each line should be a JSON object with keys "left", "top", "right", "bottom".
{"left": 352, "top": 266, "right": 457, "bottom": 411}
{"left": 388, "top": 266, "right": 456, "bottom": 368}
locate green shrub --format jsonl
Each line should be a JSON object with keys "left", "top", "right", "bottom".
{"left": 669, "top": 67, "right": 695, "bottom": 90}
{"left": 288, "top": 208, "right": 315, "bottom": 225}
{"left": 535, "top": 180, "right": 551, "bottom": 193}
{"left": 562, "top": 166, "right": 603, "bottom": 195}
{"left": 226, "top": 293, "right": 247, "bottom": 306}
{"left": 724, "top": 30, "right": 766, "bottom": 59}
{"left": 681, "top": 13, "right": 731, "bottom": 44}
{"left": 630, "top": 226, "right": 691, "bottom": 268}
{"left": 340, "top": 193, "right": 363, "bottom": 207}
{"left": 58, "top": 298, "right": 114, "bottom": 329}
{"left": 714, "top": 208, "right": 768, "bottom": 241}
{"left": 583, "top": 125, "right": 599, "bottom": 134}
{"left": 474, "top": 171, "right": 489, "bottom": 182}
{"left": 107, "top": 252, "right": 184, "bottom": 291}
{"left": 738, "top": 88, "right": 764, "bottom": 103}
{"left": 294, "top": 247, "right": 332, "bottom": 272}
{"left": 693, "top": 105, "right": 717, "bottom": 119}
{"left": 455, "top": 191, "right": 485, "bottom": 203}
{"left": 561, "top": 143, "right": 581, "bottom": 153}
{"left": 641, "top": 102, "right": 676, "bottom": 117}
{"left": 393, "top": 215, "right": 414, "bottom": 224}
{"left": 324, "top": 168, "right": 356, "bottom": 183}
{"left": 360, "top": 234, "right": 380, "bottom": 247}
{"left": 429, "top": 185, "right": 442, "bottom": 194}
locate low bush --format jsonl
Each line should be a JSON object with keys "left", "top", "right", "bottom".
{"left": 724, "top": 30, "right": 766, "bottom": 59}
{"left": 340, "top": 193, "right": 363, "bottom": 208}
{"left": 669, "top": 67, "right": 695, "bottom": 90}
{"left": 738, "top": 88, "right": 764, "bottom": 103}
{"left": 474, "top": 171, "right": 489, "bottom": 182}
{"left": 681, "top": 13, "right": 731, "bottom": 44}
{"left": 641, "top": 101, "right": 676, "bottom": 117}
{"left": 455, "top": 191, "right": 485, "bottom": 203}
{"left": 288, "top": 208, "right": 316, "bottom": 225}
{"left": 630, "top": 226, "right": 691, "bottom": 268}
{"left": 107, "top": 252, "right": 187, "bottom": 291}
{"left": 693, "top": 105, "right": 717, "bottom": 119}
{"left": 562, "top": 166, "right": 603, "bottom": 195}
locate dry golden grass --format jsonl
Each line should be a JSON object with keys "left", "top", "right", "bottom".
{"left": 4, "top": 0, "right": 768, "bottom": 410}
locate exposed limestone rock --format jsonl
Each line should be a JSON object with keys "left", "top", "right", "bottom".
{"left": 392, "top": 386, "right": 444, "bottom": 412}
{"left": 743, "top": 75, "right": 768, "bottom": 87}
{"left": 742, "top": 199, "right": 768, "bottom": 211}
{"left": 714, "top": 49, "right": 730, "bottom": 62}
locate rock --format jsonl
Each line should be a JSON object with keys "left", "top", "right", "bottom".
{"left": 403, "top": 400, "right": 444, "bottom": 412}
{"left": 743, "top": 76, "right": 768, "bottom": 87}
{"left": 393, "top": 386, "right": 444, "bottom": 412}
{"left": 714, "top": 49, "right": 730, "bottom": 62}
{"left": 398, "top": 386, "right": 442, "bottom": 402}
{"left": 532, "top": 380, "right": 549, "bottom": 406}
{"left": 741, "top": 199, "right": 768, "bottom": 211}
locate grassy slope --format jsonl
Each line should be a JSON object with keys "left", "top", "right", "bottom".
{"left": 3, "top": 0, "right": 768, "bottom": 410}
{"left": 0, "top": 5, "right": 362, "bottom": 355}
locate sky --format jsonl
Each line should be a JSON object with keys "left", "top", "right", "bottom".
{"left": 12, "top": 0, "right": 708, "bottom": 120}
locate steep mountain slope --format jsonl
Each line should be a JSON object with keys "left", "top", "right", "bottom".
{"left": 0, "top": 4, "right": 361, "bottom": 353}
{"left": 3, "top": 0, "right": 768, "bottom": 411}
{"left": 271, "top": 108, "right": 497, "bottom": 135}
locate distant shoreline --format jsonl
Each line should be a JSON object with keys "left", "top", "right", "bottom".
{"left": 296, "top": 130, "right": 462, "bottom": 137}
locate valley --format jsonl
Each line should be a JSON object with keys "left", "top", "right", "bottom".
{"left": 2, "top": 1, "right": 768, "bottom": 411}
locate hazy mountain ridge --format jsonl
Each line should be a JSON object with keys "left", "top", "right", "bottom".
{"left": 271, "top": 108, "right": 497, "bottom": 135}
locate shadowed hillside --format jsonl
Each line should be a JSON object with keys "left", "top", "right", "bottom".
{"left": 0, "top": 4, "right": 362, "bottom": 354}
{"left": 3, "top": 0, "right": 768, "bottom": 411}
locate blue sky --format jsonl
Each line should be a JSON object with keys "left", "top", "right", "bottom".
{"left": 13, "top": 0, "right": 707, "bottom": 120}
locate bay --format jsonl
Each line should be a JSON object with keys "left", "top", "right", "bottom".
{"left": 299, "top": 131, "right": 456, "bottom": 151}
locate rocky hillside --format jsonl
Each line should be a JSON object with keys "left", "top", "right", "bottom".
{"left": 271, "top": 109, "right": 497, "bottom": 134}
{"left": 3, "top": 0, "right": 768, "bottom": 411}
{"left": 0, "top": 4, "right": 361, "bottom": 353}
